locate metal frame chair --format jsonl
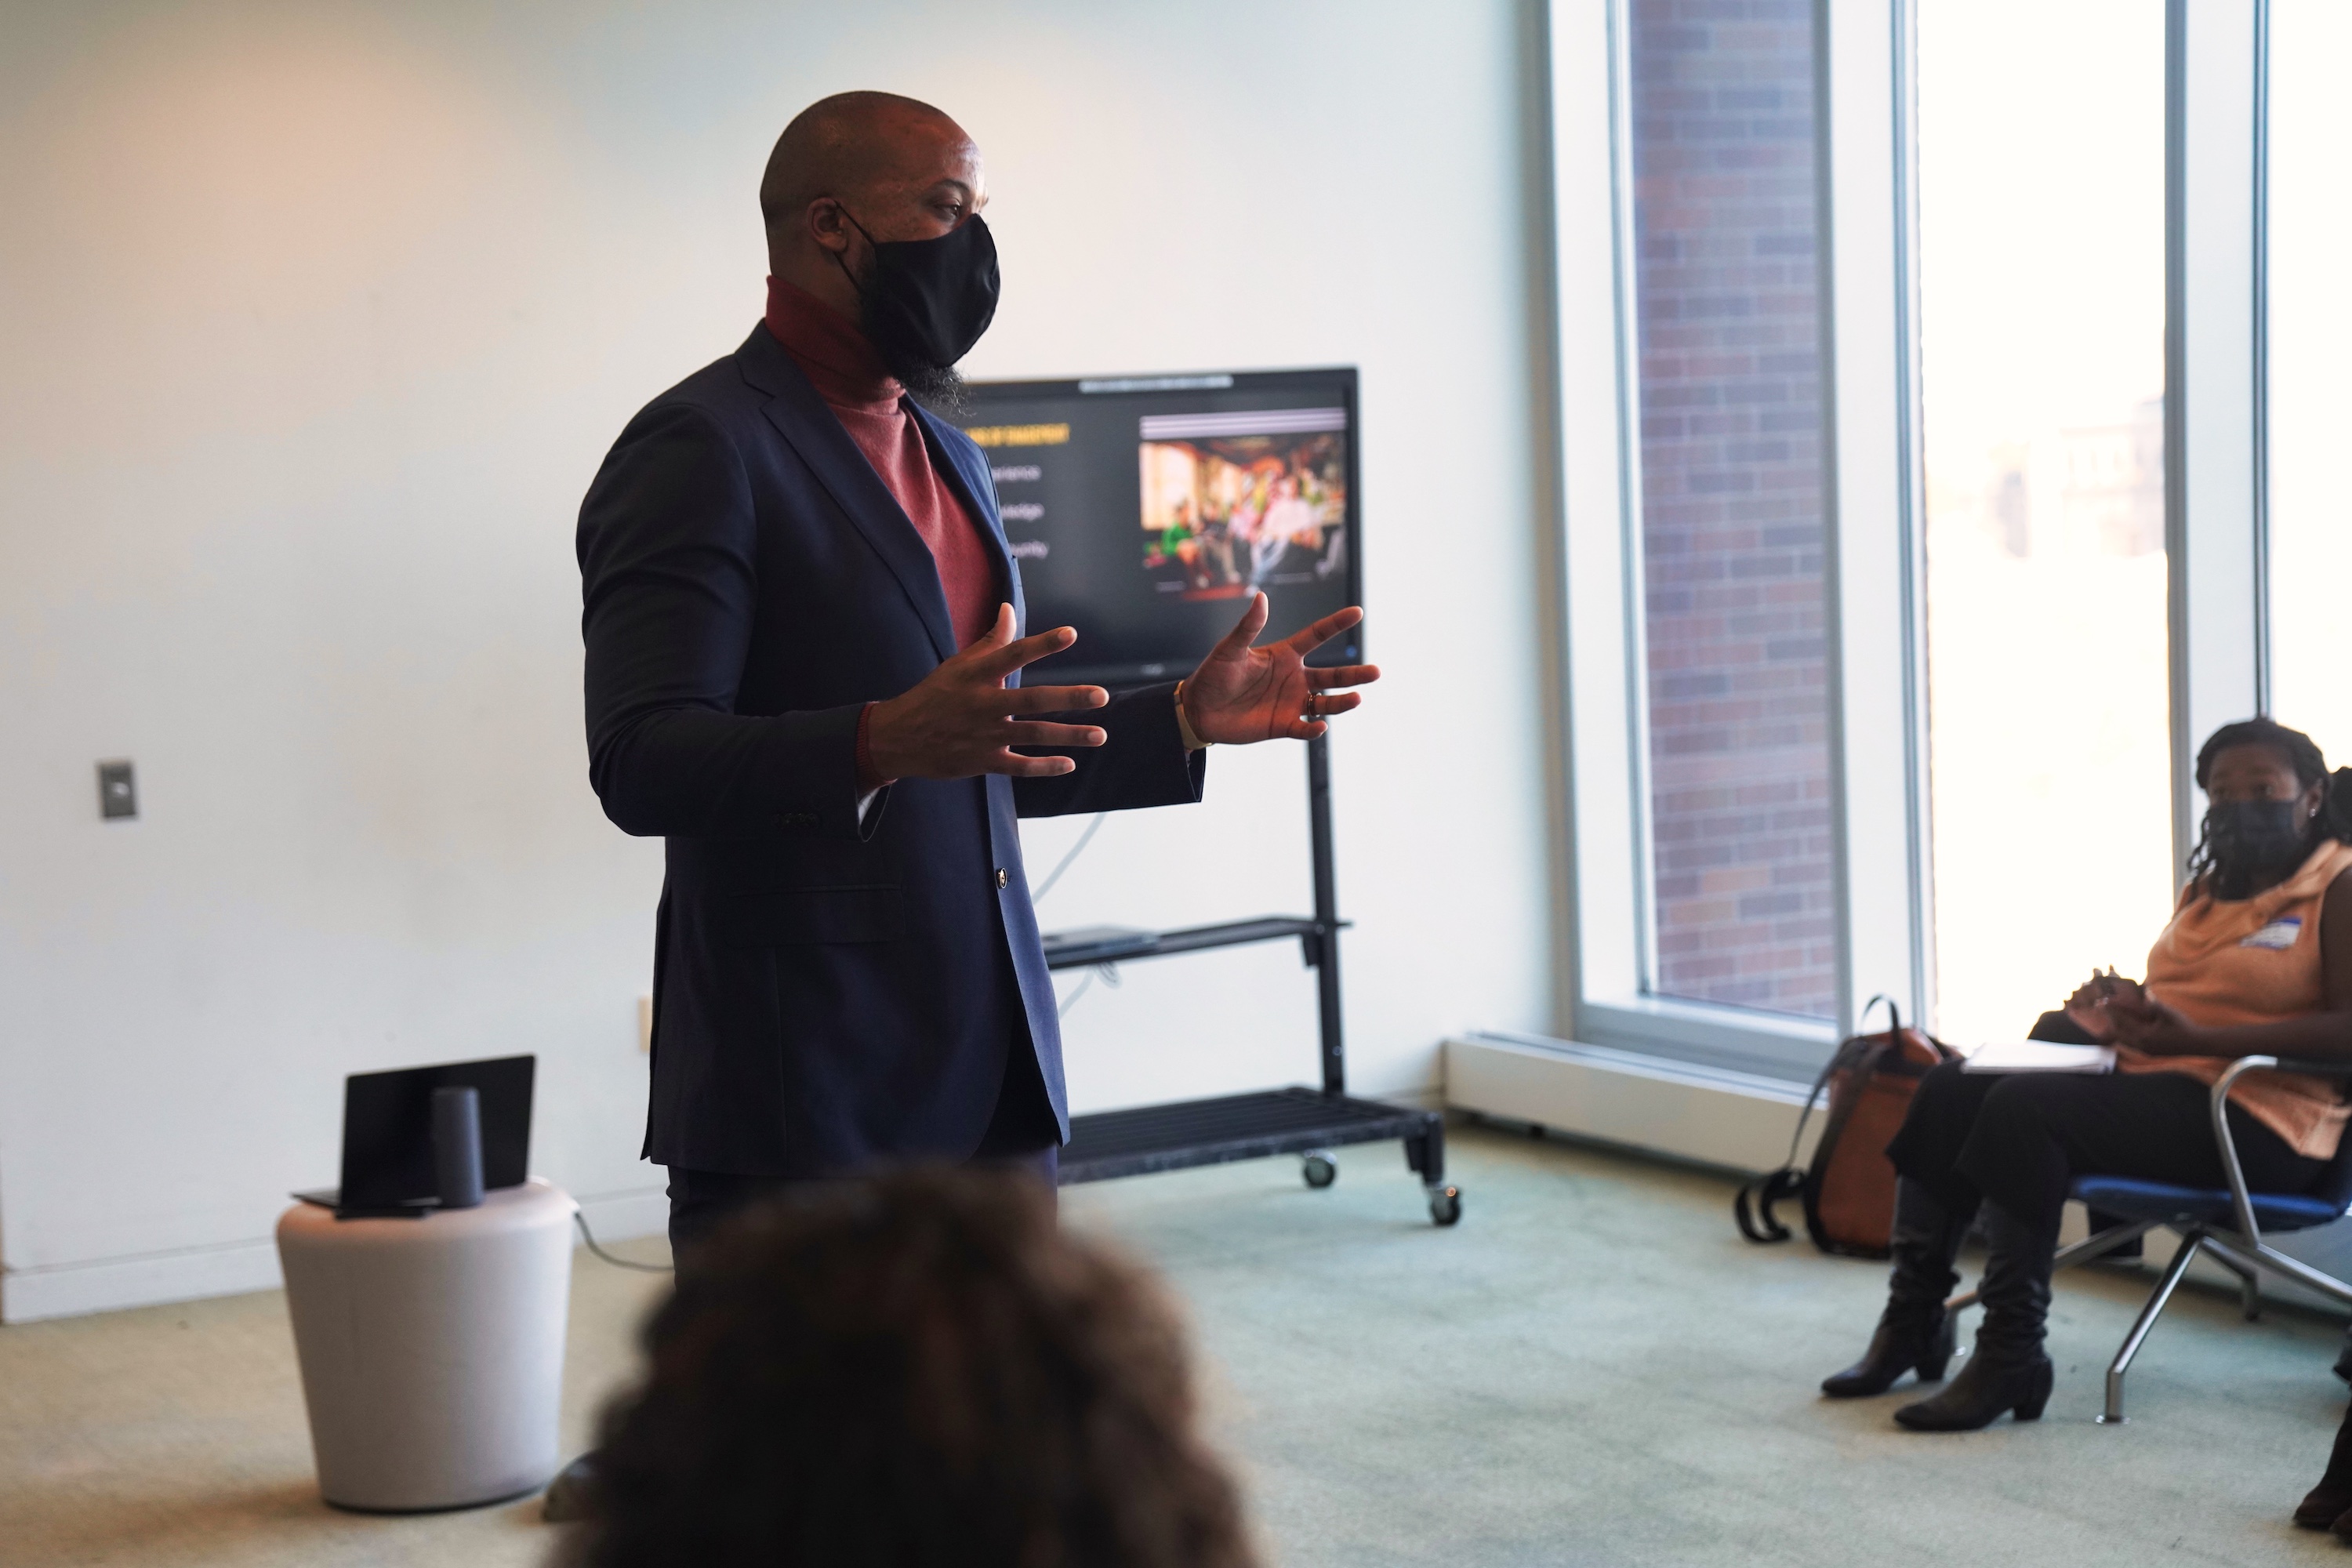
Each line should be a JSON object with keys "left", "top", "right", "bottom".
{"left": 1947, "top": 1056, "right": 2352, "bottom": 1422}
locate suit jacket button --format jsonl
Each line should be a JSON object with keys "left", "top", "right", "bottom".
{"left": 996, "top": 867, "right": 1009, "bottom": 889}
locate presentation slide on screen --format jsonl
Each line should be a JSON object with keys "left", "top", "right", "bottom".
{"left": 1138, "top": 410, "right": 1349, "bottom": 600}
{"left": 960, "top": 385, "right": 1358, "bottom": 686}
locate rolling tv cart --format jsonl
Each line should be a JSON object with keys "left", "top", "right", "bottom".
{"left": 1047, "top": 735, "right": 1463, "bottom": 1226}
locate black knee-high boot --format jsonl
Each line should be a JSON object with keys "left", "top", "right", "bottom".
{"left": 2294, "top": 1401, "right": 2352, "bottom": 1529}
{"left": 1893, "top": 1199, "right": 2055, "bottom": 1431}
{"left": 1821, "top": 1178, "right": 1969, "bottom": 1398}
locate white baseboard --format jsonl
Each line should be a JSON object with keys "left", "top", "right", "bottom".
{"left": 2, "top": 1181, "right": 674, "bottom": 1325}
{"left": 2, "top": 1237, "right": 283, "bottom": 1324}
{"left": 1444, "top": 1030, "right": 1819, "bottom": 1174}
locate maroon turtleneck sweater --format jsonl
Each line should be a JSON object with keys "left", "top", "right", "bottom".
{"left": 764, "top": 277, "right": 1001, "bottom": 789}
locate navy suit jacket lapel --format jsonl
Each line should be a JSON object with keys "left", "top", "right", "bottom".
{"left": 735, "top": 327, "right": 958, "bottom": 663}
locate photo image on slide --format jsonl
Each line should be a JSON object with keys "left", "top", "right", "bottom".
{"left": 1138, "top": 408, "right": 1348, "bottom": 603}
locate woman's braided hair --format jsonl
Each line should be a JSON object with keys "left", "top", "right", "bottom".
{"left": 2185, "top": 717, "right": 2352, "bottom": 889}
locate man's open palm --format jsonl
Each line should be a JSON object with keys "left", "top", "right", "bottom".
{"left": 1183, "top": 594, "right": 1379, "bottom": 745}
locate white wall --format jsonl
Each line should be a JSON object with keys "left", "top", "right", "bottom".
{"left": 0, "top": 0, "right": 1559, "bottom": 1319}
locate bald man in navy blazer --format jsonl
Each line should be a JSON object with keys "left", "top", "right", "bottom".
{"left": 577, "top": 91, "right": 1377, "bottom": 1249}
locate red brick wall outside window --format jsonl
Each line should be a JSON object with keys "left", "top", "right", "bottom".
{"left": 1628, "top": 0, "right": 1836, "bottom": 1019}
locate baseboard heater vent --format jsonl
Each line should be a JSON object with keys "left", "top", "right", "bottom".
{"left": 1443, "top": 1030, "right": 1818, "bottom": 1175}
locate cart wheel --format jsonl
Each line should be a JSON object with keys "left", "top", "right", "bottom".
{"left": 1301, "top": 1152, "right": 1338, "bottom": 1189}
{"left": 1427, "top": 1185, "right": 1463, "bottom": 1226}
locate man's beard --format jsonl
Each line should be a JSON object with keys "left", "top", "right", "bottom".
{"left": 892, "top": 359, "right": 969, "bottom": 416}
{"left": 862, "top": 298, "right": 971, "bottom": 416}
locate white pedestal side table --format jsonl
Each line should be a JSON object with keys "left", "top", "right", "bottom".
{"left": 277, "top": 1178, "right": 576, "bottom": 1512}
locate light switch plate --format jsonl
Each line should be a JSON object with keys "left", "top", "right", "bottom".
{"left": 96, "top": 760, "right": 136, "bottom": 820}
{"left": 638, "top": 995, "right": 653, "bottom": 1053}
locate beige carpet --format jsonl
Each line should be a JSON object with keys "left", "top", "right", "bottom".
{"left": 6, "top": 1121, "right": 2350, "bottom": 1566}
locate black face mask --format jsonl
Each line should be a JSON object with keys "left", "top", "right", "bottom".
{"left": 2205, "top": 799, "right": 2310, "bottom": 896}
{"left": 835, "top": 212, "right": 1000, "bottom": 408}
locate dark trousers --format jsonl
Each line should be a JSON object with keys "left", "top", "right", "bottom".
{"left": 665, "top": 1039, "right": 1062, "bottom": 1257}
{"left": 1886, "top": 1059, "right": 2326, "bottom": 1232}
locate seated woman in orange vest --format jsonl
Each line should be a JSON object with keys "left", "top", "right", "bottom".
{"left": 1820, "top": 717, "right": 2352, "bottom": 1433}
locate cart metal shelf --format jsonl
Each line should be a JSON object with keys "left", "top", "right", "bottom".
{"left": 1047, "top": 735, "right": 1462, "bottom": 1226}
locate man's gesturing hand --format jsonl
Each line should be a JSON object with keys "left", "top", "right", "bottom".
{"left": 1181, "top": 593, "right": 1380, "bottom": 746}
{"left": 866, "top": 604, "right": 1108, "bottom": 781}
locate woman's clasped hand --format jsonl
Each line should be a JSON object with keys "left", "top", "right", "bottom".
{"left": 2063, "top": 969, "right": 2202, "bottom": 1055}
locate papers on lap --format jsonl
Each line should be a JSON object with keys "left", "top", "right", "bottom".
{"left": 1962, "top": 1040, "right": 2118, "bottom": 1074}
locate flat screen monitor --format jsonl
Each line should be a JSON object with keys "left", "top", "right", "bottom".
{"left": 953, "top": 368, "right": 1362, "bottom": 689}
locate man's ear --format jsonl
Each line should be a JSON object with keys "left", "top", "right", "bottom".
{"left": 807, "top": 197, "right": 854, "bottom": 256}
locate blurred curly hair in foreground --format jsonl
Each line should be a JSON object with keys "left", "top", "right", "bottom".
{"left": 561, "top": 1167, "right": 1260, "bottom": 1568}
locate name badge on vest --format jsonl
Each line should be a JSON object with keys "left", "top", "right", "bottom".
{"left": 2241, "top": 916, "right": 2303, "bottom": 950}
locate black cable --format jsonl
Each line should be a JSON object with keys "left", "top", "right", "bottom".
{"left": 1030, "top": 812, "right": 1107, "bottom": 903}
{"left": 575, "top": 1209, "right": 673, "bottom": 1272}
{"left": 1055, "top": 960, "right": 1121, "bottom": 1020}
{"left": 1039, "top": 814, "right": 1112, "bottom": 1020}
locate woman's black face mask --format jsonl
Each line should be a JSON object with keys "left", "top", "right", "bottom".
{"left": 2204, "top": 798, "right": 2310, "bottom": 895}
{"left": 835, "top": 211, "right": 1000, "bottom": 406}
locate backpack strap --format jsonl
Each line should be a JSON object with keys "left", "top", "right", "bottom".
{"left": 1732, "top": 1045, "right": 1846, "bottom": 1245}
{"left": 1859, "top": 991, "right": 1958, "bottom": 1071}
{"left": 1860, "top": 992, "right": 1901, "bottom": 1038}
{"left": 1735, "top": 1167, "right": 1806, "bottom": 1243}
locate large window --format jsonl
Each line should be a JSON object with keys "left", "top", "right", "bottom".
{"left": 1626, "top": 0, "right": 1835, "bottom": 1021}
{"left": 1915, "top": 0, "right": 2173, "bottom": 1047}
{"left": 1555, "top": 2, "right": 2303, "bottom": 1076}
{"left": 2265, "top": 0, "right": 2352, "bottom": 768}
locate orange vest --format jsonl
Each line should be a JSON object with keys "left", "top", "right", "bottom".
{"left": 2122, "top": 839, "right": 2352, "bottom": 1160}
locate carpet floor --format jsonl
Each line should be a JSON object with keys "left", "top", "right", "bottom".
{"left": 5, "top": 1120, "right": 2350, "bottom": 1566}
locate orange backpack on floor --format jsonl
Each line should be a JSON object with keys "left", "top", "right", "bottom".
{"left": 1734, "top": 996, "right": 1956, "bottom": 1258}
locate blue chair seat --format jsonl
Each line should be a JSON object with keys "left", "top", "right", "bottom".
{"left": 2072, "top": 1174, "right": 2347, "bottom": 1233}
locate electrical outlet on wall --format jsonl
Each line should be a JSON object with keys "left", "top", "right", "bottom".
{"left": 638, "top": 995, "right": 653, "bottom": 1053}
{"left": 96, "top": 760, "right": 136, "bottom": 820}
